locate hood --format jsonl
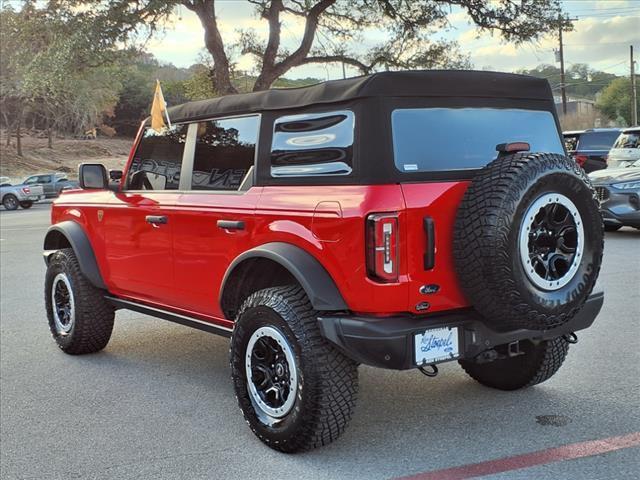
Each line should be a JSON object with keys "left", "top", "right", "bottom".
{"left": 589, "top": 167, "right": 640, "bottom": 184}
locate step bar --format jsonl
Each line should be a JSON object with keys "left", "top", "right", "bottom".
{"left": 105, "top": 296, "right": 233, "bottom": 338}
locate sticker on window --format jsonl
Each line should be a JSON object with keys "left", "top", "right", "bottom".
{"left": 403, "top": 164, "right": 418, "bottom": 171}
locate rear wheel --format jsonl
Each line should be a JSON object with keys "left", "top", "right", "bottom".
{"left": 230, "top": 285, "right": 358, "bottom": 452}
{"left": 459, "top": 337, "right": 570, "bottom": 390}
{"left": 2, "top": 194, "right": 19, "bottom": 210}
{"left": 19, "top": 201, "right": 33, "bottom": 209}
{"left": 45, "top": 248, "right": 114, "bottom": 354}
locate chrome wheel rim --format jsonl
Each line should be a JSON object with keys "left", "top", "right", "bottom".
{"left": 245, "top": 326, "right": 298, "bottom": 425}
{"left": 519, "top": 193, "right": 584, "bottom": 291}
{"left": 51, "top": 273, "right": 75, "bottom": 334}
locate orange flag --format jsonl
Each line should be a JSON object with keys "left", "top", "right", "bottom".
{"left": 150, "top": 79, "right": 170, "bottom": 132}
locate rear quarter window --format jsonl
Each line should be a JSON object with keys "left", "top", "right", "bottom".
{"left": 392, "top": 108, "right": 564, "bottom": 172}
{"left": 270, "top": 110, "right": 354, "bottom": 177}
{"left": 576, "top": 131, "right": 620, "bottom": 151}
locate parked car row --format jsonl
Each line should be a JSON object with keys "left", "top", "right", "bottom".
{"left": 563, "top": 127, "right": 640, "bottom": 173}
{"left": 0, "top": 173, "right": 79, "bottom": 210}
{"left": 564, "top": 127, "right": 640, "bottom": 231}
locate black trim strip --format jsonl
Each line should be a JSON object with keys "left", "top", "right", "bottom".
{"left": 423, "top": 217, "right": 435, "bottom": 270}
{"left": 105, "top": 296, "right": 233, "bottom": 338}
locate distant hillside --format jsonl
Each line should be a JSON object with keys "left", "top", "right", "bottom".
{"left": 517, "top": 64, "right": 618, "bottom": 100}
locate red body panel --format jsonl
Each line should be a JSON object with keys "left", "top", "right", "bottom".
{"left": 51, "top": 179, "right": 471, "bottom": 323}
{"left": 50, "top": 120, "right": 471, "bottom": 325}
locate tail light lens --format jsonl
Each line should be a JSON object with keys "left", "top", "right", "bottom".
{"left": 22, "top": 187, "right": 30, "bottom": 194}
{"left": 366, "top": 212, "right": 399, "bottom": 283}
{"left": 574, "top": 154, "right": 587, "bottom": 167}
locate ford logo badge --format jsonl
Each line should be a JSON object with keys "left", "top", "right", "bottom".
{"left": 419, "top": 284, "right": 440, "bottom": 295}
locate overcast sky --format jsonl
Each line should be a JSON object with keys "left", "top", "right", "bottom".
{"left": 147, "top": 0, "right": 639, "bottom": 79}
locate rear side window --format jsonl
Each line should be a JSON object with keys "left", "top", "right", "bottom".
{"left": 612, "top": 131, "right": 640, "bottom": 149}
{"left": 128, "top": 124, "right": 188, "bottom": 190}
{"left": 564, "top": 134, "right": 579, "bottom": 152}
{"left": 191, "top": 116, "right": 259, "bottom": 191}
{"left": 271, "top": 110, "right": 354, "bottom": 177}
{"left": 392, "top": 108, "right": 564, "bottom": 172}
{"left": 577, "top": 131, "right": 620, "bottom": 151}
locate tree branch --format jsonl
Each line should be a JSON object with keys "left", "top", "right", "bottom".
{"left": 252, "top": 0, "right": 336, "bottom": 90}
{"left": 182, "top": 0, "right": 237, "bottom": 94}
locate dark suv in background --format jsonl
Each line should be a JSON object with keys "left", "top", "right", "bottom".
{"left": 563, "top": 128, "right": 621, "bottom": 173}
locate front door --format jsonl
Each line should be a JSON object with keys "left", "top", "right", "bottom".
{"left": 104, "top": 124, "right": 188, "bottom": 306}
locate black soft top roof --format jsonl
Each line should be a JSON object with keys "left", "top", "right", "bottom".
{"left": 161, "top": 70, "right": 553, "bottom": 124}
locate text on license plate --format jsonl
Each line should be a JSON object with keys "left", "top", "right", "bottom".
{"left": 414, "top": 327, "right": 460, "bottom": 365}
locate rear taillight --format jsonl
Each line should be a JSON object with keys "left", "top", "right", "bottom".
{"left": 574, "top": 154, "right": 587, "bottom": 167}
{"left": 22, "top": 187, "right": 30, "bottom": 194}
{"left": 366, "top": 212, "right": 399, "bottom": 283}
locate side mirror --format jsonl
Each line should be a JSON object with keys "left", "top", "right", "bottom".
{"left": 79, "top": 163, "right": 108, "bottom": 189}
{"left": 109, "top": 170, "right": 123, "bottom": 181}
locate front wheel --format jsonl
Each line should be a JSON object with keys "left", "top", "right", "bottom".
{"left": 19, "top": 201, "right": 33, "bottom": 209}
{"left": 459, "top": 337, "right": 570, "bottom": 391}
{"left": 2, "top": 194, "right": 19, "bottom": 210}
{"left": 230, "top": 285, "right": 358, "bottom": 452}
{"left": 45, "top": 248, "right": 114, "bottom": 354}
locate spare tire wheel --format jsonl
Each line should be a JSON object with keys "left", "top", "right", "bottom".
{"left": 453, "top": 152, "right": 603, "bottom": 331}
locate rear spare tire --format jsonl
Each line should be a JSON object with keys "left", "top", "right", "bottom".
{"left": 454, "top": 153, "right": 603, "bottom": 331}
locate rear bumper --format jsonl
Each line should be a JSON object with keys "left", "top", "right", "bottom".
{"left": 318, "top": 291, "right": 604, "bottom": 370}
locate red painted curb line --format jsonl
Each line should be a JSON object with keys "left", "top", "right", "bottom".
{"left": 394, "top": 432, "right": 640, "bottom": 480}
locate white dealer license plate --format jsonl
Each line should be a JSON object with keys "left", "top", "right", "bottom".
{"left": 414, "top": 327, "right": 460, "bottom": 365}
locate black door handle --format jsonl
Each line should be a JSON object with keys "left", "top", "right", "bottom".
{"left": 145, "top": 215, "right": 168, "bottom": 225}
{"left": 217, "top": 220, "right": 245, "bottom": 230}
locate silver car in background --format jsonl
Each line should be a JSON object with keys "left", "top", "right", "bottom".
{"left": 589, "top": 159, "right": 640, "bottom": 231}
{"left": 0, "top": 181, "right": 45, "bottom": 210}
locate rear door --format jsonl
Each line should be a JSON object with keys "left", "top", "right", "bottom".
{"left": 172, "top": 116, "right": 261, "bottom": 318}
{"left": 104, "top": 124, "right": 188, "bottom": 306}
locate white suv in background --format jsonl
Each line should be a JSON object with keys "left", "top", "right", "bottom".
{"left": 608, "top": 127, "right": 640, "bottom": 169}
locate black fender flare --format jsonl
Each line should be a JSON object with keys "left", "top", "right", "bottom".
{"left": 43, "top": 221, "right": 106, "bottom": 290}
{"left": 220, "top": 242, "right": 348, "bottom": 314}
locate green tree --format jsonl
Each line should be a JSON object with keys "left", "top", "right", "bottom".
{"left": 517, "top": 64, "right": 618, "bottom": 100}
{"left": 597, "top": 77, "right": 639, "bottom": 127}
{"left": 0, "top": 3, "right": 127, "bottom": 152}
{"left": 57, "top": 0, "right": 568, "bottom": 94}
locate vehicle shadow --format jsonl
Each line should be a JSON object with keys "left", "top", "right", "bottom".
{"left": 63, "top": 313, "right": 615, "bottom": 479}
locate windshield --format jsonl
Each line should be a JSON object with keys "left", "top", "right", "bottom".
{"left": 612, "top": 132, "right": 640, "bottom": 149}
{"left": 392, "top": 108, "right": 563, "bottom": 172}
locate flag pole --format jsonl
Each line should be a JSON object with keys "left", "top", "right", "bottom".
{"left": 158, "top": 79, "right": 172, "bottom": 129}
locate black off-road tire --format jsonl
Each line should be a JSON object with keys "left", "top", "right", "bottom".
{"left": 454, "top": 153, "right": 603, "bottom": 331}
{"left": 2, "top": 194, "right": 19, "bottom": 210}
{"left": 604, "top": 224, "right": 622, "bottom": 232}
{"left": 230, "top": 285, "right": 358, "bottom": 453}
{"left": 45, "top": 248, "right": 114, "bottom": 354}
{"left": 459, "top": 337, "right": 570, "bottom": 391}
{"left": 19, "top": 201, "right": 33, "bottom": 209}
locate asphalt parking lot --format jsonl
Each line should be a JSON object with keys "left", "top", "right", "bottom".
{"left": 1, "top": 203, "right": 639, "bottom": 480}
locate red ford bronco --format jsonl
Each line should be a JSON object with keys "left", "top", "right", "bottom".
{"left": 43, "top": 70, "right": 604, "bottom": 452}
